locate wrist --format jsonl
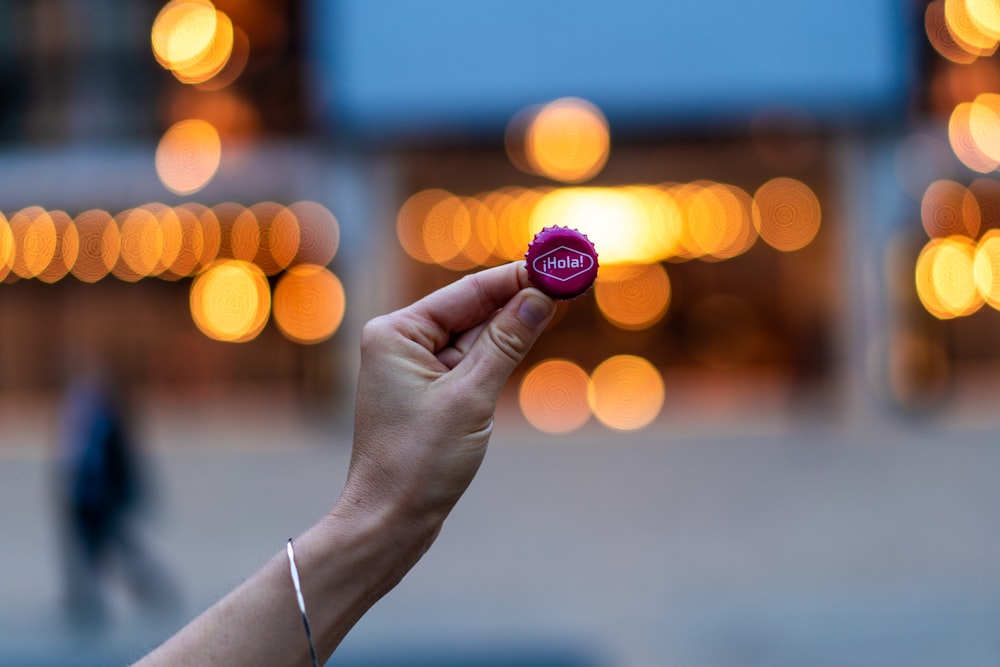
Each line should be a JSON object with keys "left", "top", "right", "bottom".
{"left": 319, "top": 492, "right": 444, "bottom": 596}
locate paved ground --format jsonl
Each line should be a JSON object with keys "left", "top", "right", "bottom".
{"left": 2, "top": 392, "right": 1000, "bottom": 666}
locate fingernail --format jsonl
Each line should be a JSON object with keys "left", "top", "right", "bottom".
{"left": 518, "top": 293, "right": 553, "bottom": 327}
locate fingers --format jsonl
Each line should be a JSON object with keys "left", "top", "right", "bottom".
{"left": 456, "top": 287, "right": 555, "bottom": 392}
{"left": 436, "top": 322, "right": 488, "bottom": 370}
{"left": 407, "top": 263, "right": 531, "bottom": 350}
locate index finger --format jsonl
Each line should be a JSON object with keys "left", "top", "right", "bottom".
{"left": 408, "top": 262, "right": 531, "bottom": 337}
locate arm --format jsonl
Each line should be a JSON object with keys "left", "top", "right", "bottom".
{"left": 136, "top": 262, "right": 556, "bottom": 666}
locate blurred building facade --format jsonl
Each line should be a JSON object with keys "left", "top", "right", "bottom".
{"left": 2, "top": 0, "right": 999, "bottom": 431}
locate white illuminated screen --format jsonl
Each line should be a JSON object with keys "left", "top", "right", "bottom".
{"left": 307, "top": 0, "right": 914, "bottom": 137}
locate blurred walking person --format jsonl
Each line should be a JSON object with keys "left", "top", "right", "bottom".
{"left": 55, "top": 362, "right": 179, "bottom": 629}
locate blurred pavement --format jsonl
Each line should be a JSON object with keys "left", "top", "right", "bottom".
{"left": 2, "top": 392, "right": 1000, "bottom": 666}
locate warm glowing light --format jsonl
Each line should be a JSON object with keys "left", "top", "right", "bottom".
{"left": 594, "top": 263, "right": 671, "bottom": 331}
{"left": 212, "top": 202, "right": 247, "bottom": 260}
{"left": 970, "top": 178, "right": 1000, "bottom": 228}
{"left": 949, "top": 102, "right": 1000, "bottom": 173}
{"left": 230, "top": 206, "right": 261, "bottom": 263}
{"left": 272, "top": 264, "right": 346, "bottom": 344}
{"left": 523, "top": 98, "right": 610, "bottom": 184}
{"left": 530, "top": 187, "right": 661, "bottom": 265}
{"left": 587, "top": 355, "right": 664, "bottom": 432}
{"left": 974, "top": 229, "right": 1000, "bottom": 308}
{"left": 751, "top": 178, "right": 821, "bottom": 252}
{"left": 518, "top": 359, "right": 592, "bottom": 434}
{"left": 927, "top": 0, "right": 979, "bottom": 63}
{"left": 156, "top": 118, "right": 222, "bottom": 195}
{"left": 969, "top": 93, "right": 1000, "bottom": 163}
{"left": 195, "top": 24, "right": 249, "bottom": 91}
{"left": 423, "top": 194, "right": 472, "bottom": 267}
{"left": 631, "top": 185, "right": 685, "bottom": 260}
{"left": 71, "top": 209, "right": 119, "bottom": 283}
{"left": 0, "top": 213, "right": 14, "bottom": 281}
{"left": 163, "top": 204, "right": 205, "bottom": 278}
{"left": 171, "top": 10, "right": 234, "bottom": 85}
{"left": 686, "top": 183, "right": 756, "bottom": 260}
{"left": 921, "top": 179, "right": 981, "bottom": 238}
{"left": 289, "top": 201, "right": 339, "bottom": 266}
{"left": 114, "top": 207, "right": 162, "bottom": 281}
{"left": 458, "top": 196, "right": 499, "bottom": 267}
{"left": 494, "top": 187, "right": 547, "bottom": 262}
{"left": 180, "top": 202, "right": 221, "bottom": 270}
{"left": 944, "top": 0, "right": 999, "bottom": 54}
{"left": 967, "top": 0, "right": 1000, "bottom": 39}
{"left": 397, "top": 189, "right": 449, "bottom": 264}
{"left": 152, "top": 1, "right": 219, "bottom": 71}
{"left": 916, "top": 236, "right": 983, "bottom": 319}
{"left": 10, "top": 206, "right": 56, "bottom": 278}
{"left": 244, "top": 202, "right": 300, "bottom": 275}
{"left": 38, "top": 210, "right": 78, "bottom": 283}
{"left": 189, "top": 259, "right": 270, "bottom": 342}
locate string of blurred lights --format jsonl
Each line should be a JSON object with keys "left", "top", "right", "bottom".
{"left": 399, "top": 96, "right": 825, "bottom": 433}
{"left": 918, "top": 0, "right": 1000, "bottom": 320}
{"left": 518, "top": 355, "right": 666, "bottom": 434}
{"left": 0, "top": 202, "right": 343, "bottom": 345}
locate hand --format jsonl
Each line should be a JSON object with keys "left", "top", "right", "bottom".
{"left": 339, "top": 262, "right": 555, "bottom": 530}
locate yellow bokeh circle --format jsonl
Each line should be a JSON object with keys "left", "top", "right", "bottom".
{"left": 190, "top": 259, "right": 270, "bottom": 342}
{"left": 519, "top": 359, "right": 592, "bottom": 434}
{"left": 587, "top": 355, "right": 665, "bottom": 432}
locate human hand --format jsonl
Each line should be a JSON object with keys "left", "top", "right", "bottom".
{"left": 338, "top": 262, "right": 555, "bottom": 532}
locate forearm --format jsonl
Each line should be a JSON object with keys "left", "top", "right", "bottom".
{"left": 135, "top": 500, "right": 441, "bottom": 667}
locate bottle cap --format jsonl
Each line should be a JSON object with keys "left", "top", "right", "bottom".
{"left": 524, "top": 226, "right": 599, "bottom": 299}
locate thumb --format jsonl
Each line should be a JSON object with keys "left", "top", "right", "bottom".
{"left": 462, "top": 288, "right": 556, "bottom": 391}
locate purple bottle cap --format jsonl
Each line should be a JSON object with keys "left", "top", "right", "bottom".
{"left": 524, "top": 226, "right": 599, "bottom": 299}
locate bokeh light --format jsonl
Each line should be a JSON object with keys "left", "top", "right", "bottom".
{"left": 289, "top": 201, "right": 340, "bottom": 266}
{"left": 163, "top": 203, "right": 206, "bottom": 279}
{"left": 152, "top": 1, "right": 219, "bottom": 70}
{"left": 927, "top": 0, "right": 978, "bottom": 64}
{"left": 113, "top": 207, "right": 159, "bottom": 281}
{"left": 247, "top": 202, "right": 300, "bottom": 275}
{"left": 921, "top": 179, "right": 981, "bottom": 238}
{"left": 594, "top": 263, "right": 671, "bottom": 331}
{"left": 10, "top": 206, "right": 56, "bottom": 279}
{"left": 397, "top": 179, "right": 806, "bottom": 272}
{"left": 916, "top": 236, "right": 983, "bottom": 319}
{"left": 519, "top": 359, "right": 592, "bottom": 434}
{"left": 156, "top": 118, "right": 222, "bottom": 195}
{"left": 37, "top": 210, "right": 78, "bottom": 284}
{"left": 71, "top": 209, "right": 119, "bottom": 283}
{"left": 949, "top": 102, "right": 1000, "bottom": 172}
{"left": 530, "top": 187, "right": 661, "bottom": 265}
{"left": 272, "top": 264, "right": 346, "bottom": 344}
{"left": 195, "top": 24, "right": 250, "bottom": 91}
{"left": 397, "top": 189, "right": 450, "bottom": 264}
{"left": 751, "top": 177, "right": 822, "bottom": 252}
{"left": 0, "top": 213, "right": 14, "bottom": 281}
{"left": 424, "top": 193, "right": 472, "bottom": 268}
{"left": 686, "top": 183, "right": 757, "bottom": 259}
{"left": 944, "top": 0, "right": 999, "bottom": 56}
{"left": 171, "top": 10, "right": 234, "bottom": 85}
{"left": 521, "top": 98, "right": 610, "bottom": 184}
{"left": 587, "top": 355, "right": 665, "bottom": 432}
{"left": 967, "top": 0, "right": 1000, "bottom": 38}
{"left": 969, "top": 92, "right": 1000, "bottom": 162}
{"left": 151, "top": 1, "right": 239, "bottom": 86}
{"left": 189, "top": 259, "right": 270, "bottom": 342}
{"left": 974, "top": 229, "right": 1000, "bottom": 308}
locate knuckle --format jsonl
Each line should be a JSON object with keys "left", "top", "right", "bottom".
{"left": 359, "top": 315, "right": 394, "bottom": 355}
{"left": 485, "top": 321, "right": 524, "bottom": 365}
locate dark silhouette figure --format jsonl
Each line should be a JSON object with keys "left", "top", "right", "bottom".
{"left": 56, "top": 369, "right": 179, "bottom": 628}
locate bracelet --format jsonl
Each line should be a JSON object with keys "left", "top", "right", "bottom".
{"left": 287, "top": 538, "right": 319, "bottom": 667}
